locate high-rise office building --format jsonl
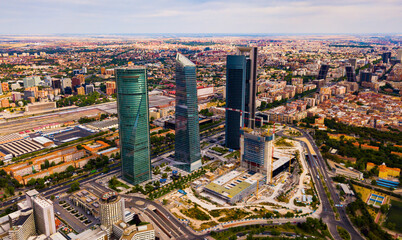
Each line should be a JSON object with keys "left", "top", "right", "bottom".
{"left": 51, "top": 79, "right": 61, "bottom": 90}
{"left": 32, "top": 196, "right": 56, "bottom": 236}
{"left": 225, "top": 47, "right": 258, "bottom": 150}
{"left": 85, "top": 84, "right": 94, "bottom": 95}
{"left": 360, "top": 71, "right": 373, "bottom": 83}
{"left": 397, "top": 49, "right": 402, "bottom": 62}
{"left": 225, "top": 55, "right": 246, "bottom": 150}
{"left": 99, "top": 192, "right": 125, "bottom": 228}
{"left": 238, "top": 47, "right": 258, "bottom": 129}
{"left": 349, "top": 58, "right": 357, "bottom": 69}
{"left": 382, "top": 52, "right": 391, "bottom": 64}
{"left": 174, "top": 53, "right": 202, "bottom": 172}
{"left": 116, "top": 67, "right": 151, "bottom": 185}
{"left": 240, "top": 128, "right": 274, "bottom": 183}
{"left": 23, "top": 77, "right": 35, "bottom": 88}
{"left": 61, "top": 78, "right": 72, "bottom": 90}
{"left": 318, "top": 64, "right": 330, "bottom": 80}
{"left": 64, "top": 87, "right": 72, "bottom": 95}
{"left": 8, "top": 208, "right": 36, "bottom": 240}
{"left": 345, "top": 66, "right": 357, "bottom": 82}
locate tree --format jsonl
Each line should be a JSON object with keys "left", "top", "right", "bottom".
{"left": 380, "top": 204, "right": 389, "bottom": 213}
{"left": 44, "top": 160, "right": 50, "bottom": 169}
{"left": 145, "top": 183, "right": 154, "bottom": 193}
{"left": 6, "top": 186, "right": 15, "bottom": 196}
{"left": 69, "top": 181, "right": 80, "bottom": 193}
{"left": 371, "top": 180, "right": 377, "bottom": 185}
{"left": 271, "top": 229, "right": 280, "bottom": 236}
{"left": 162, "top": 173, "right": 168, "bottom": 179}
{"left": 66, "top": 165, "right": 75, "bottom": 173}
{"left": 50, "top": 195, "right": 55, "bottom": 201}
{"left": 27, "top": 178, "right": 36, "bottom": 186}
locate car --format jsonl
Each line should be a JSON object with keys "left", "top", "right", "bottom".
{"left": 57, "top": 212, "right": 61, "bottom": 215}
{"left": 12, "top": 200, "right": 15, "bottom": 203}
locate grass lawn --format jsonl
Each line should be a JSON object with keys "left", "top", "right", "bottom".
{"left": 180, "top": 206, "right": 211, "bottom": 221}
{"left": 199, "top": 221, "right": 218, "bottom": 230}
{"left": 211, "top": 146, "right": 229, "bottom": 154}
{"left": 386, "top": 199, "right": 402, "bottom": 233}
{"left": 210, "top": 208, "right": 250, "bottom": 222}
{"left": 337, "top": 226, "right": 351, "bottom": 240}
{"left": 275, "top": 137, "right": 294, "bottom": 147}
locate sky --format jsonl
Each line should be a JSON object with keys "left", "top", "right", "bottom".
{"left": 1, "top": 0, "right": 401, "bottom": 35}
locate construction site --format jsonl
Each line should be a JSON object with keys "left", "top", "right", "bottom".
{"left": 163, "top": 126, "right": 319, "bottom": 230}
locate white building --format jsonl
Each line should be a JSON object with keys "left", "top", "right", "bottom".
{"left": 32, "top": 196, "right": 56, "bottom": 236}
{"left": 100, "top": 192, "right": 125, "bottom": 229}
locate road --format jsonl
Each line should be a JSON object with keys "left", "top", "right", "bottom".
{"left": 292, "top": 127, "right": 364, "bottom": 240}
{"left": 1, "top": 123, "right": 364, "bottom": 240}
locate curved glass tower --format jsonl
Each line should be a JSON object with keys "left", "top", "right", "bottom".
{"left": 175, "top": 53, "right": 202, "bottom": 172}
{"left": 116, "top": 67, "right": 151, "bottom": 185}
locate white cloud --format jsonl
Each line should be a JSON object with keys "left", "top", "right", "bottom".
{"left": 0, "top": 0, "right": 400, "bottom": 34}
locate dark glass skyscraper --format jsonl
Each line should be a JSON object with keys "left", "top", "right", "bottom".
{"left": 240, "top": 47, "right": 258, "bottom": 129}
{"left": 175, "top": 53, "right": 202, "bottom": 172}
{"left": 225, "top": 47, "right": 258, "bottom": 150}
{"left": 116, "top": 67, "right": 151, "bottom": 185}
{"left": 345, "top": 66, "right": 356, "bottom": 82}
{"left": 225, "top": 55, "right": 246, "bottom": 150}
{"left": 360, "top": 71, "right": 373, "bottom": 83}
{"left": 382, "top": 52, "right": 391, "bottom": 64}
{"left": 318, "top": 64, "right": 330, "bottom": 80}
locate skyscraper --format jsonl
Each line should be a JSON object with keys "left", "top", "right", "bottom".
{"left": 225, "top": 47, "right": 258, "bottom": 150}
{"left": 225, "top": 55, "right": 246, "bottom": 150}
{"left": 360, "top": 71, "right": 373, "bottom": 83}
{"left": 397, "top": 49, "right": 402, "bottom": 62}
{"left": 32, "top": 196, "right": 56, "bottom": 236}
{"left": 349, "top": 58, "right": 357, "bottom": 69}
{"left": 345, "top": 66, "right": 357, "bottom": 82}
{"left": 174, "top": 53, "right": 202, "bottom": 172}
{"left": 238, "top": 47, "right": 258, "bottom": 129}
{"left": 318, "top": 64, "right": 330, "bottom": 80}
{"left": 382, "top": 52, "right": 391, "bottom": 64}
{"left": 116, "top": 67, "right": 151, "bottom": 185}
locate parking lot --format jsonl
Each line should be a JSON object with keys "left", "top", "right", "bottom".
{"left": 55, "top": 197, "right": 99, "bottom": 232}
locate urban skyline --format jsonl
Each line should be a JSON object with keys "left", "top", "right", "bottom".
{"left": 0, "top": 26, "right": 401, "bottom": 240}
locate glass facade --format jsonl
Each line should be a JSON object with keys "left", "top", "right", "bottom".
{"left": 318, "top": 64, "right": 329, "bottom": 80}
{"left": 116, "top": 67, "right": 151, "bottom": 185}
{"left": 225, "top": 55, "right": 246, "bottom": 150}
{"left": 175, "top": 53, "right": 202, "bottom": 172}
{"left": 345, "top": 66, "right": 356, "bottom": 82}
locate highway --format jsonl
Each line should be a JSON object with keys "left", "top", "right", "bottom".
{"left": 293, "top": 128, "right": 364, "bottom": 240}
{"left": 0, "top": 122, "right": 364, "bottom": 239}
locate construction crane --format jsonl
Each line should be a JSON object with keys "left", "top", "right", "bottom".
{"left": 256, "top": 180, "right": 259, "bottom": 200}
{"left": 270, "top": 124, "right": 275, "bottom": 185}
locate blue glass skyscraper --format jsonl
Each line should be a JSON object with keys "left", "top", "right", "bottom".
{"left": 175, "top": 53, "right": 202, "bottom": 172}
{"left": 116, "top": 67, "right": 151, "bottom": 185}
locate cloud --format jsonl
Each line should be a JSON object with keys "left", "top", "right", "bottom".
{"left": 0, "top": 0, "right": 400, "bottom": 34}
